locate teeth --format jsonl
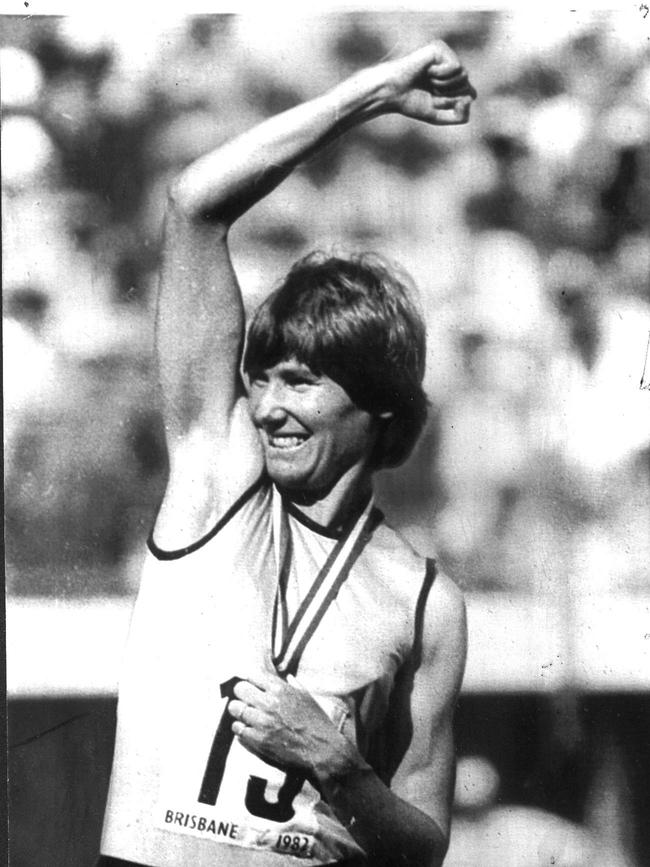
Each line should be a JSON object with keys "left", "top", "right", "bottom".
{"left": 269, "top": 435, "right": 306, "bottom": 449}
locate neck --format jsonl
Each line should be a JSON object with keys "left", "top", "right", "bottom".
{"left": 280, "top": 464, "right": 374, "bottom": 533}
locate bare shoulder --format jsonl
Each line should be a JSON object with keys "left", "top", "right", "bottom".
{"left": 423, "top": 569, "right": 467, "bottom": 676}
{"left": 429, "top": 569, "right": 466, "bottom": 628}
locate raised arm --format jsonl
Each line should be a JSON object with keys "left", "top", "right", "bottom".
{"left": 154, "top": 41, "right": 475, "bottom": 547}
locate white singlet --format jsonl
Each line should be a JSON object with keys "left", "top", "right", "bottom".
{"left": 100, "top": 476, "right": 436, "bottom": 867}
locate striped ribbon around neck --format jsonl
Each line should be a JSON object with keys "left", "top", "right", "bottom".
{"left": 271, "top": 486, "right": 379, "bottom": 678}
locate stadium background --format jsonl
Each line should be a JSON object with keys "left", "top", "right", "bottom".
{"left": 3, "top": 9, "right": 649, "bottom": 866}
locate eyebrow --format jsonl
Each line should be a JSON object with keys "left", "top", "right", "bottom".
{"left": 276, "top": 360, "right": 317, "bottom": 374}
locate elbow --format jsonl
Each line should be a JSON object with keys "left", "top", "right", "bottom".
{"left": 423, "top": 828, "right": 449, "bottom": 867}
{"left": 411, "top": 819, "right": 449, "bottom": 867}
{"left": 383, "top": 843, "right": 446, "bottom": 867}
{"left": 428, "top": 846, "right": 448, "bottom": 867}
{"left": 166, "top": 175, "right": 195, "bottom": 218}
{"left": 166, "top": 177, "right": 230, "bottom": 238}
{"left": 378, "top": 823, "right": 448, "bottom": 867}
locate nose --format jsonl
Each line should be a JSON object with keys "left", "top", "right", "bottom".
{"left": 251, "top": 379, "right": 288, "bottom": 429}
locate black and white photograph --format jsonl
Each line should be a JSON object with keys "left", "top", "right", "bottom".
{"left": 3, "top": 4, "right": 650, "bottom": 866}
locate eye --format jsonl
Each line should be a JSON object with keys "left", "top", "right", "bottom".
{"left": 248, "top": 370, "right": 268, "bottom": 388}
{"left": 286, "top": 371, "right": 318, "bottom": 388}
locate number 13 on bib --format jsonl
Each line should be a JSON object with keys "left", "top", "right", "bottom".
{"left": 155, "top": 674, "right": 321, "bottom": 859}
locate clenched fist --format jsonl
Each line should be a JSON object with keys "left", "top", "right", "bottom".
{"left": 370, "top": 40, "right": 477, "bottom": 125}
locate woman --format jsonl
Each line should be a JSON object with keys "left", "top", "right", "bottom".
{"left": 99, "top": 35, "right": 475, "bottom": 867}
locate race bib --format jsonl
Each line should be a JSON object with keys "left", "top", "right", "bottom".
{"left": 154, "top": 677, "right": 321, "bottom": 858}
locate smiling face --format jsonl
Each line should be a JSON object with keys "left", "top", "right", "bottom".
{"left": 248, "top": 359, "right": 380, "bottom": 496}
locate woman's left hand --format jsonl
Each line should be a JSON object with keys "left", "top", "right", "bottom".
{"left": 228, "top": 669, "right": 358, "bottom": 776}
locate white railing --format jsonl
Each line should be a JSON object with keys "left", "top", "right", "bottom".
{"left": 6, "top": 594, "right": 650, "bottom": 697}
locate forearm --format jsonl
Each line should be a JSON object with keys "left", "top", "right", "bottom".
{"left": 168, "top": 38, "right": 474, "bottom": 229}
{"left": 314, "top": 740, "right": 447, "bottom": 867}
{"left": 232, "top": 659, "right": 461, "bottom": 866}
{"left": 169, "top": 67, "right": 390, "bottom": 226}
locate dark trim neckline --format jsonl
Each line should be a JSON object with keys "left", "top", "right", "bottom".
{"left": 283, "top": 500, "right": 342, "bottom": 539}
{"left": 147, "top": 473, "right": 383, "bottom": 557}
{"left": 283, "top": 494, "right": 381, "bottom": 541}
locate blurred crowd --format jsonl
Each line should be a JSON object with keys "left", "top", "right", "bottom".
{"left": 3, "top": 10, "right": 649, "bottom": 598}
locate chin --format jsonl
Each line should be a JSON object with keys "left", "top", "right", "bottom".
{"left": 265, "top": 461, "right": 334, "bottom": 500}
{"left": 265, "top": 459, "right": 310, "bottom": 491}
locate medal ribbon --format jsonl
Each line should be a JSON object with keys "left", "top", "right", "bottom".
{"left": 271, "top": 486, "right": 380, "bottom": 677}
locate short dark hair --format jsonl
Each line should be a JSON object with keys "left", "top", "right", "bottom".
{"left": 243, "top": 251, "right": 428, "bottom": 469}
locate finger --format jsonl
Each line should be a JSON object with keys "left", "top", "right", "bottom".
{"left": 432, "top": 106, "right": 472, "bottom": 126}
{"left": 433, "top": 82, "right": 477, "bottom": 102}
{"left": 226, "top": 698, "right": 246, "bottom": 719}
{"left": 227, "top": 698, "right": 248, "bottom": 721}
{"left": 232, "top": 720, "right": 247, "bottom": 738}
{"left": 232, "top": 719, "right": 264, "bottom": 748}
{"left": 228, "top": 699, "right": 267, "bottom": 728}
{"left": 426, "top": 52, "right": 463, "bottom": 81}
{"left": 432, "top": 94, "right": 473, "bottom": 120}
{"left": 432, "top": 83, "right": 476, "bottom": 103}
{"left": 234, "top": 679, "right": 270, "bottom": 708}
{"left": 397, "top": 41, "right": 463, "bottom": 85}
{"left": 430, "top": 76, "right": 477, "bottom": 103}
{"left": 232, "top": 721, "right": 277, "bottom": 765}
{"left": 428, "top": 68, "right": 469, "bottom": 92}
{"left": 452, "top": 94, "right": 474, "bottom": 121}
